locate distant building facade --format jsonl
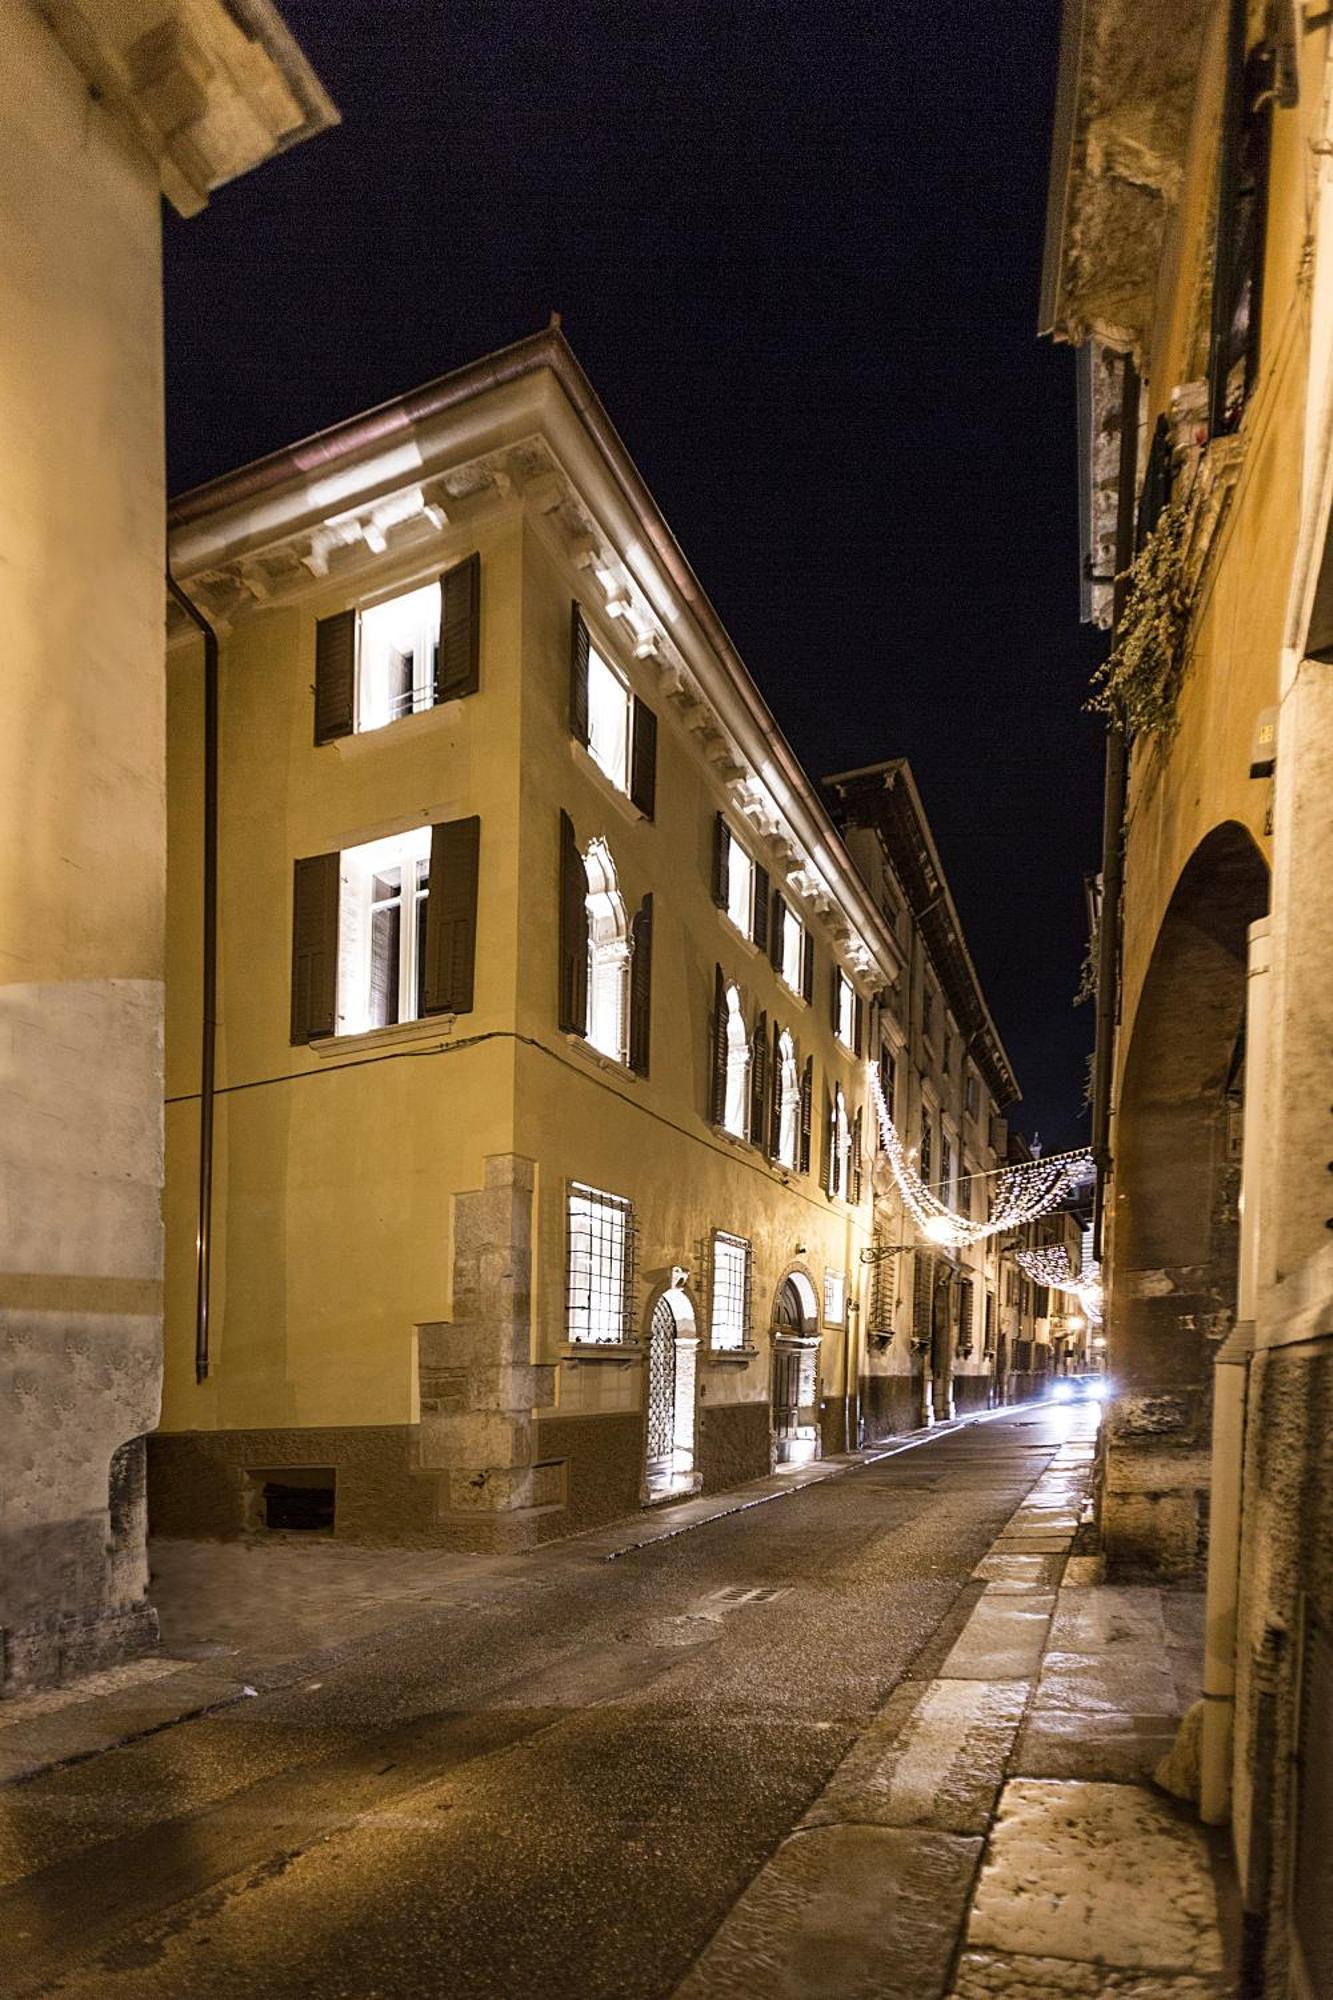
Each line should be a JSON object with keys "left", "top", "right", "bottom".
{"left": 1044, "top": 1, "right": 1333, "bottom": 1989}
{"left": 0, "top": 0, "right": 333, "bottom": 1693}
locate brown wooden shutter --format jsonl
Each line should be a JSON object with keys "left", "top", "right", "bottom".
{"left": 752, "top": 866, "right": 770, "bottom": 956}
{"left": 749, "top": 1009, "right": 768, "bottom": 1146}
{"left": 802, "top": 932, "right": 814, "bottom": 1005}
{"left": 798, "top": 1054, "right": 813, "bottom": 1174}
{"left": 830, "top": 964, "right": 842, "bottom": 1033}
{"left": 769, "top": 890, "right": 785, "bottom": 970}
{"left": 436, "top": 553, "right": 481, "bottom": 703}
{"left": 913, "top": 1255, "right": 933, "bottom": 1343}
{"left": 769, "top": 1017, "right": 783, "bottom": 1158}
{"left": 630, "top": 698, "right": 657, "bottom": 819}
{"left": 569, "top": 603, "right": 590, "bottom": 746}
{"left": 629, "top": 893, "right": 653, "bottom": 1076}
{"left": 712, "top": 813, "right": 730, "bottom": 908}
{"left": 710, "top": 964, "right": 728, "bottom": 1125}
{"left": 314, "top": 609, "right": 356, "bottom": 745}
{"left": 290, "top": 851, "right": 340, "bottom": 1042}
{"left": 851, "top": 1108, "right": 864, "bottom": 1204}
{"left": 423, "top": 815, "right": 480, "bottom": 1015}
{"left": 822, "top": 1087, "right": 835, "bottom": 1197}
{"left": 853, "top": 992, "right": 864, "bottom": 1057}
{"left": 958, "top": 1277, "right": 974, "bottom": 1350}
{"left": 558, "top": 809, "right": 589, "bottom": 1034}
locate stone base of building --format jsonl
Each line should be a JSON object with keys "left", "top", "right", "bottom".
{"left": 149, "top": 1426, "right": 444, "bottom": 1544}
{"left": 860, "top": 1371, "right": 921, "bottom": 1441}
{"left": 953, "top": 1374, "right": 991, "bottom": 1415}
{"left": 530, "top": 1410, "right": 643, "bottom": 1540}
{"left": 2, "top": 1594, "right": 159, "bottom": 1699}
{"left": 1100, "top": 1392, "right": 1211, "bottom": 1583}
{"left": 697, "top": 1402, "right": 771, "bottom": 1493}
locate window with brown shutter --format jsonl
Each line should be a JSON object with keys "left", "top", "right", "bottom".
{"left": 569, "top": 602, "right": 590, "bottom": 746}
{"left": 912, "top": 1255, "right": 933, "bottom": 1344}
{"left": 802, "top": 932, "right": 814, "bottom": 1005}
{"left": 314, "top": 610, "right": 357, "bottom": 745}
{"left": 769, "top": 1017, "right": 783, "bottom": 1157}
{"left": 822, "top": 1087, "right": 836, "bottom": 1198}
{"left": 629, "top": 894, "right": 653, "bottom": 1076}
{"left": 436, "top": 553, "right": 481, "bottom": 704}
{"left": 712, "top": 812, "right": 730, "bottom": 909}
{"left": 629, "top": 698, "right": 657, "bottom": 819}
{"left": 853, "top": 993, "right": 864, "bottom": 1057}
{"left": 798, "top": 1054, "right": 813, "bottom": 1174}
{"left": 558, "top": 810, "right": 589, "bottom": 1034}
{"left": 290, "top": 851, "right": 340, "bottom": 1041}
{"left": 749, "top": 1009, "right": 768, "bottom": 1147}
{"left": 709, "top": 963, "right": 728, "bottom": 1126}
{"left": 850, "top": 1108, "right": 863, "bottom": 1204}
{"left": 752, "top": 866, "right": 770, "bottom": 957}
{"left": 957, "top": 1277, "right": 974, "bottom": 1352}
{"left": 423, "top": 816, "right": 480, "bottom": 1016}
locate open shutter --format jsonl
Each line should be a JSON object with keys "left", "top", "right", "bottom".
{"left": 569, "top": 603, "right": 590, "bottom": 746}
{"left": 629, "top": 894, "right": 653, "bottom": 1076}
{"left": 423, "top": 815, "right": 480, "bottom": 1015}
{"left": 830, "top": 964, "right": 842, "bottom": 1033}
{"left": 769, "top": 1018, "right": 783, "bottom": 1158}
{"left": 558, "top": 810, "right": 589, "bottom": 1034}
{"left": 851, "top": 1108, "right": 864, "bottom": 1204}
{"left": 958, "top": 1277, "right": 974, "bottom": 1350}
{"left": 314, "top": 609, "right": 356, "bottom": 745}
{"left": 913, "top": 1255, "right": 933, "bottom": 1343}
{"left": 798, "top": 1055, "right": 813, "bottom": 1174}
{"left": 802, "top": 932, "right": 815, "bottom": 1005}
{"left": 821, "top": 1087, "right": 835, "bottom": 1197}
{"left": 712, "top": 813, "right": 731, "bottom": 908}
{"left": 630, "top": 698, "right": 657, "bottom": 819}
{"left": 710, "top": 964, "right": 728, "bottom": 1125}
{"left": 749, "top": 1009, "right": 768, "bottom": 1146}
{"left": 436, "top": 553, "right": 481, "bottom": 703}
{"left": 752, "top": 866, "right": 770, "bottom": 957}
{"left": 290, "top": 851, "right": 340, "bottom": 1042}
{"left": 853, "top": 993, "right": 864, "bottom": 1057}
{"left": 769, "top": 889, "right": 786, "bottom": 970}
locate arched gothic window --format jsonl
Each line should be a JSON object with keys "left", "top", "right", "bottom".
{"left": 584, "top": 838, "right": 630, "bottom": 1063}
{"left": 722, "top": 984, "right": 750, "bottom": 1137}
{"left": 777, "top": 1029, "right": 800, "bottom": 1168}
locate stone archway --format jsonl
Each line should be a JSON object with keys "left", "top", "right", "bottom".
{"left": 770, "top": 1270, "right": 821, "bottom": 1467}
{"left": 642, "top": 1283, "right": 699, "bottom": 1499}
{"left": 1105, "top": 821, "right": 1268, "bottom": 1579}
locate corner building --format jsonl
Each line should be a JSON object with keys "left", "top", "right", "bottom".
{"left": 154, "top": 332, "right": 909, "bottom": 1549}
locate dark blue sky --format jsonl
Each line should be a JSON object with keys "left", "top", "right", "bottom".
{"left": 164, "top": 0, "right": 1106, "bottom": 1147}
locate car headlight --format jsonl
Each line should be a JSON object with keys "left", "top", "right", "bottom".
{"left": 1087, "top": 1378, "right": 1108, "bottom": 1401}
{"left": 1052, "top": 1381, "right": 1072, "bottom": 1403}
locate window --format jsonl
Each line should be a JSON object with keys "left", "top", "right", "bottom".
{"left": 567, "top": 1182, "right": 634, "bottom": 1345}
{"left": 834, "top": 970, "right": 857, "bottom": 1051}
{"left": 878, "top": 1045, "right": 897, "bottom": 1142}
{"left": 722, "top": 984, "right": 750, "bottom": 1137}
{"left": 919, "top": 1114, "right": 933, "bottom": 1187}
{"left": 942, "top": 1030, "right": 953, "bottom": 1075}
{"left": 583, "top": 838, "right": 630, "bottom": 1064}
{"left": 1207, "top": 17, "right": 1274, "bottom": 438}
{"left": 778, "top": 902, "right": 806, "bottom": 994}
{"left": 710, "top": 1232, "right": 752, "bottom": 1351}
{"left": 357, "top": 583, "right": 442, "bottom": 733}
{"left": 940, "top": 1134, "right": 953, "bottom": 1203}
{"left": 829, "top": 1084, "right": 851, "bottom": 1197}
{"left": 922, "top": 984, "right": 935, "bottom": 1042}
{"left": 726, "top": 838, "right": 756, "bottom": 938}
{"left": 824, "top": 1269, "right": 847, "bottom": 1327}
{"left": 964, "top": 1070, "right": 979, "bottom": 1119}
{"left": 776, "top": 1029, "right": 801, "bottom": 1169}
{"left": 337, "top": 827, "right": 432, "bottom": 1033}
{"left": 587, "top": 643, "right": 632, "bottom": 793}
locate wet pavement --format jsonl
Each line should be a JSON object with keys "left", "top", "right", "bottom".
{"left": 1, "top": 1407, "right": 1072, "bottom": 1999}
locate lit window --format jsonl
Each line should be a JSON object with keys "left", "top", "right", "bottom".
{"left": 824, "top": 1270, "right": 847, "bottom": 1326}
{"left": 779, "top": 904, "right": 805, "bottom": 993}
{"left": 587, "top": 646, "right": 631, "bottom": 793}
{"left": 336, "top": 827, "right": 432, "bottom": 1034}
{"left": 357, "top": 583, "right": 441, "bottom": 733}
{"left": 710, "top": 1232, "right": 751, "bottom": 1351}
{"left": 831, "top": 1084, "right": 851, "bottom": 1196}
{"left": 777, "top": 1029, "right": 801, "bottom": 1168}
{"left": 583, "top": 838, "right": 630, "bottom": 1064}
{"left": 726, "top": 839, "right": 755, "bottom": 939}
{"left": 835, "top": 970, "right": 856, "bottom": 1050}
{"left": 723, "top": 984, "right": 750, "bottom": 1137}
{"left": 567, "top": 1182, "right": 633, "bottom": 1345}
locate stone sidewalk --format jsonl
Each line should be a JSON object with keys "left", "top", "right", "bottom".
{"left": 672, "top": 1426, "right": 1238, "bottom": 2000}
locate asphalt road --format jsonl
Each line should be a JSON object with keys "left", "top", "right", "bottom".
{"left": 2, "top": 1408, "right": 1072, "bottom": 1999}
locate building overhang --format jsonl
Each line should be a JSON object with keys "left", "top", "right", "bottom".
{"left": 42, "top": 0, "right": 337, "bottom": 216}
{"left": 1039, "top": 0, "right": 1208, "bottom": 353}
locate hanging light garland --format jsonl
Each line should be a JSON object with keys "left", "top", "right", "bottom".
{"left": 868, "top": 1063, "right": 1094, "bottom": 1249}
{"left": 1014, "top": 1244, "right": 1104, "bottom": 1324}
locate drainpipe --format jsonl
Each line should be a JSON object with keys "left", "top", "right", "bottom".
{"left": 1199, "top": 916, "right": 1270, "bottom": 1824}
{"left": 1090, "top": 351, "right": 1141, "bottom": 1262}
{"left": 166, "top": 573, "right": 219, "bottom": 1385}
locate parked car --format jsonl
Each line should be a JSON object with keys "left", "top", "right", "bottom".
{"left": 1050, "top": 1373, "right": 1108, "bottom": 1404}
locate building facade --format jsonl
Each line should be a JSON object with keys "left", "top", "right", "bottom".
{"left": 153, "top": 332, "right": 912, "bottom": 1550}
{"left": 1045, "top": 2, "right": 1333, "bottom": 1988}
{"left": 0, "top": 0, "right": 333, "bottom": 1693}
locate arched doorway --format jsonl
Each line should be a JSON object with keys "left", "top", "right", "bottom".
{"left": 771, "top": 1272, "right": 821, "bottom": 1467}
{"left": 1107, "top": 821, "right": 1268, "bottom": 1578}
{"left": 643, "top": 1286, "right": 699, "bottom": 1498}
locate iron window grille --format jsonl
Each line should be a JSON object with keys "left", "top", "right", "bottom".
{"left": 867, "top": 1245, "right": 897, "bottom": 1335}
{"left": 710, "top": 1231, "right": 752, "bottom": 1351}
{"left": 566, "top": 1182, "right": 637, "bottom": 1345}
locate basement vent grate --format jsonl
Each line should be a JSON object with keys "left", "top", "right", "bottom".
{"left": 706, "top": 1584, "right": 792, "bottom": 1606}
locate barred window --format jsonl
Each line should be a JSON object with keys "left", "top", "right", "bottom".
{"left": 868, "top": 1247, "right": 897, "bottom": 1334}
{"left": 710, "top": 1231, "right": 752, "bottom": 1351}
{"left": 567, "top": 1182, "right": 635, "bottom": 1344}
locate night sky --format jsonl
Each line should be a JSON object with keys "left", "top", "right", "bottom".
{"left": 163, "top": 0, "right": 1107, "bottom": 1149}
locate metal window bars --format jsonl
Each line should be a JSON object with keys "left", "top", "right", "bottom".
{"left": 710, "top": 1231, "right": 751, "bottom": 1351}
{"left": 567, "top": 1182, "right": 637, "bottom": 1344}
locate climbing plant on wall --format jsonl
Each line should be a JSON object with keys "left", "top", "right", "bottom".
{"left": 1088, "top": 500, "right": 1193, "bottom": 739}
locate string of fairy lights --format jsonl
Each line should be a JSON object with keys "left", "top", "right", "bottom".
{"left": 867, "top": 1063, "right": 1094, "bottom": 1250}
{"left": 1014, "top": 1244, "right": 1104, "bottom": 1324}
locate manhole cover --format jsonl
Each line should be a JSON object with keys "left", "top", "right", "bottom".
{"left": 706, "top": 1584, "right": 792, "bottom": 1606}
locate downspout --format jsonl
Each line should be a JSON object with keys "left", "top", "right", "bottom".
{"left": 1199, "top": 916, "right": 1270, "bottom": 1826}
{"left": 1090, "top": 351, "right": 1140, "bottom": 1261}
{"left": 166, "top": 573, "right": 219, "bottom": 1384}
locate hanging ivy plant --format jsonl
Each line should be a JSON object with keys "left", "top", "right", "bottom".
{"left": 1088, "top": 501, "right": 1192, "bottom": 738}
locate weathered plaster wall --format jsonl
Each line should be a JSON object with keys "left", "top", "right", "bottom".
{"left": 0, "top": 7, "right": 166, "bottom": 1691}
